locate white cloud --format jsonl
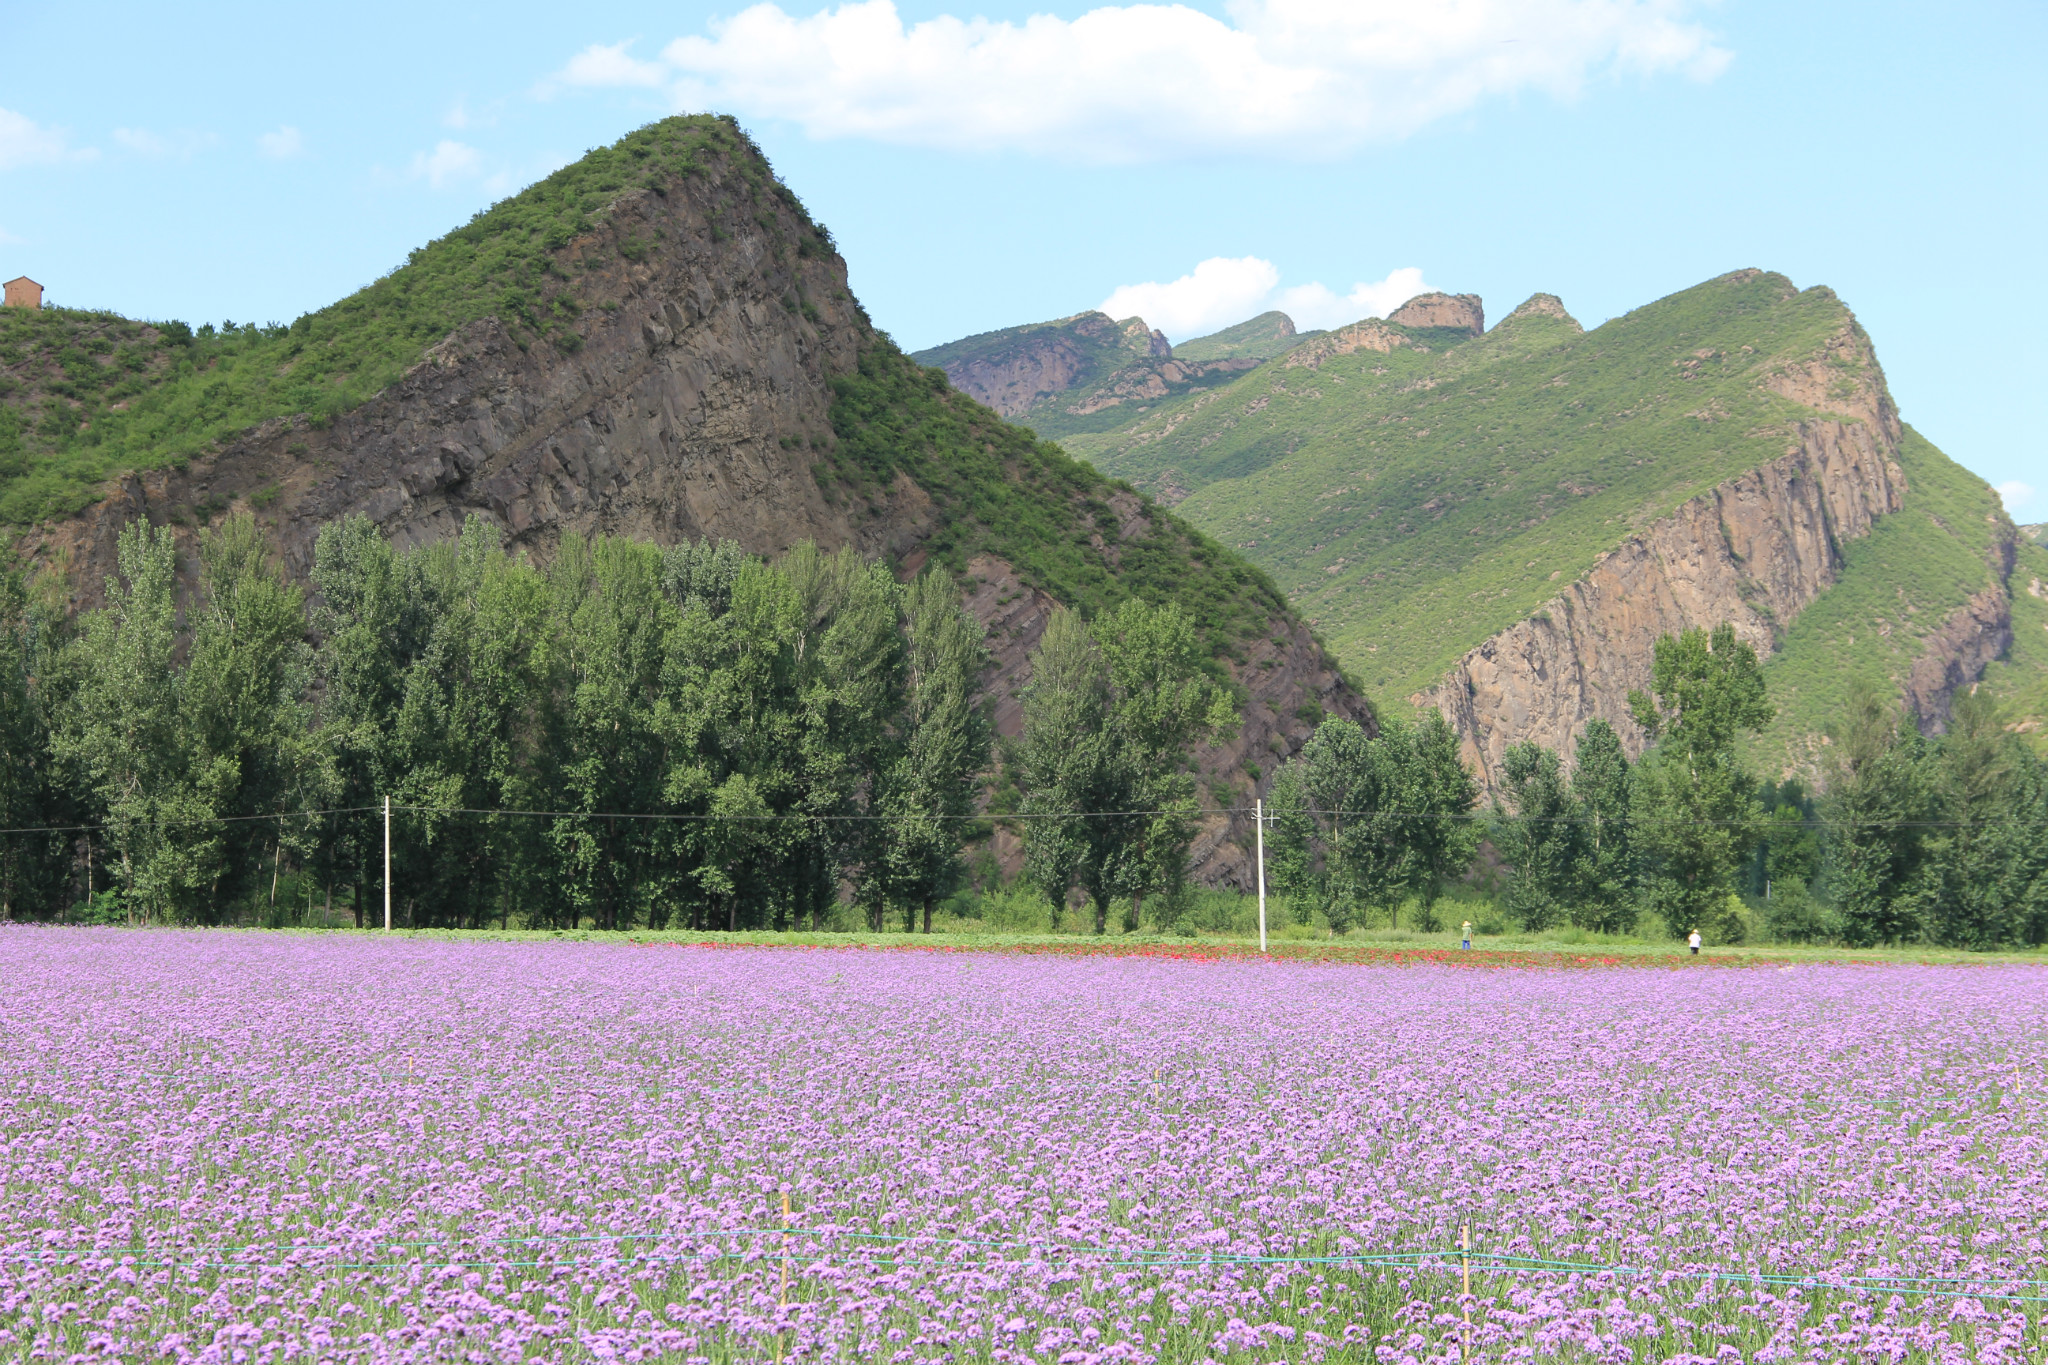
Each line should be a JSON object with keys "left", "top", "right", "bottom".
{"left": 544, "top": 0, "right": 1729, "bottom": 161}
{"left": 1100, "top": 258, "right": 1435, "bottom": 340}
{"left": 542, "top": 39, "right": 668, "bottom": 95}
{"left": 0, "top": 107, "right": 90, "bottom": 169}
{"left": 1275, "top": 266, "right": 1436, "bottom": 330}
{"left": 1099, "top": 257, "right": 1281, "bottom": 339}
{"left": 257, "top": 126, "right": 305, "bottom": 159}
{"left": 1999, "top": 481, "right": 2036, "bottom": 514}
{"left": 411, "top": 140, "right": 484, "bottom": 188}
{"left": 113, "top": 127, "right": 214, "bottom": 160}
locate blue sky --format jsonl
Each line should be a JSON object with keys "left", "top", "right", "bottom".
{"left": 3, "top": 0, "right": 2041, "bottom": 511}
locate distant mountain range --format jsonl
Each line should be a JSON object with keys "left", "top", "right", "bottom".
{"left": 923, "top": 277, "right": 2047, "bottom": 775}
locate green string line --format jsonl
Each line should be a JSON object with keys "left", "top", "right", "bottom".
{"left": 15, "top": 1242, "right": 2048, "bottom": 1306}
{"left": 1462, "top": 1251, "right": 2048, "bottom": 1293}
{"left": 37, "top": 1225, "right": 2048, "bottom": 1294}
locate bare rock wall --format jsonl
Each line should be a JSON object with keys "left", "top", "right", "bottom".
{"left": 1419, "top": 418, "right": 1908, "bottom": 789}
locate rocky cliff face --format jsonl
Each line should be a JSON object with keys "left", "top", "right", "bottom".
{"left": 30, "top": 158, "right": 882, "bottom": 587}
{"left": 916, "top": 311, "right": 1167, "bottom": 418}
{"left": 1416, "top": 316, "right": 2014, "bottom": 787}
{"left": 1387, "top": 292, "right": 1485, "bottom": 335}
{"left": 23, "top": 135, "right": 1367, "bottom": 887}
{"left": 1903, "top": 532, "right": 2018, "bottom": 729}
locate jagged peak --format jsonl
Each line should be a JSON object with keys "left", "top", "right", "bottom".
{"left": 1115, "top": 315, "right": 1172, "bottom": 358}
{"left": 1387, "top": 292, "right": 1484, "bottom": 336}
{"left": 1497, "top": 293, "right": 1582, "bottom": 333}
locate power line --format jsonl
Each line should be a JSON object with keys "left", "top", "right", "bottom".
{"left": 1, "top": 803, "right": 2040, "bottom": 839}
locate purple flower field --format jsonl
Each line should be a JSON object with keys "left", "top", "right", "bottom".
{"left": 3, "top": 930, "right": 2045, "bottom": 1364}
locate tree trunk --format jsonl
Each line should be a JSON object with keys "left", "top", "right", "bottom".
{"left": 922, "top": 897, "right": 934, "bottom": 934}
{"left": 1094, "top": 894, "right": 1108, "bottom": 936}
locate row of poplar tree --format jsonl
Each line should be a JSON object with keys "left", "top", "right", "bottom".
{"left": 5, "top": 515, "right": 2038, "bottom": 945}
{"left": 0, "top": 512, "right": 1244, "bottom": 931}
{"left": 1474, "top": 625, "right": 2048, "bottom": 949}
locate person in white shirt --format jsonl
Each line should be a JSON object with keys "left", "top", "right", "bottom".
{"left": 1688, "top": 929, "right": 1702, "bottom": 956}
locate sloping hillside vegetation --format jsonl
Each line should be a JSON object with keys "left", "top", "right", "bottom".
{"left": 826, "top": 344, "right": 1295, "bottom": 659}
{"left": 1064, "top": 275, "right": 1847, "bottom": 695}
{"left": 4, "top": 117, "right": 1368, "bottom": 904}
{"left": 1046, "top": 273, "right": 2037, "bottom": 759}
{"left": 1173, "top": 311, "right": 1322, "bottom": 362}
{"left": 0, "top": 116, "right": 797, "bottom": 525}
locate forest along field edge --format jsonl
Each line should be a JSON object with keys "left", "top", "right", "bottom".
{"left": 5, "top": 929, "right": 2047, "bottom": 1364}
{"left": 0, "top": 512, "right": 2044, "bottom": 953}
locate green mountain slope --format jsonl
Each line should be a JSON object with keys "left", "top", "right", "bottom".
{"left": 1066, "top": 274, "right": 1846, "bottom": 694}
{"left": 1046, "top": 271, "right": 2038, "bottom": 759}
{"left": 0, "top": 116, "right": 774, "bottom": 527}
{"left": 1173, "top": 311, "right": 1322, "bottom": 362}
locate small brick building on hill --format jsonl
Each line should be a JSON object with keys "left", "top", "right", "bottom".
{"left": 4, "top": 276, "right": 44, "bottom": 309}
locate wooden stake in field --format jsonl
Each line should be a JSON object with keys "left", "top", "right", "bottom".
{"left": 383, "top": 796, "right": 392, "bottom": 932}
{"left": 1460, "top": 1219, "right": 1472, "bottom": 1362}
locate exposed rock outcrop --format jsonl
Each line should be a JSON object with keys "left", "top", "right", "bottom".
{"left": 1389, "top": 292, "right": 1485, "bottom": 335}
{"left": 916, "top": 311, "right": 1167, "bottom": 417}
{"left": 1418, "top": 422, "right": 1907, "bottom": 787}
{"left": 1060, "top": 355, "right": 1264, "bottom": 416}
{"left": 1283, "top": 320, "right": 1410, "bottom": 369}
{"left": 30, "top": 164, "right": 879, "bottom": 590}
{"left": 1905, "top": 584, "right": 2015, "bottom": 731}
{"left": 1415, "top": 312, "right": 2016, "bottom": 786}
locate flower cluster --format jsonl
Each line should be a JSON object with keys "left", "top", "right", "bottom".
{"left": 2, "top": 928, "right": 2043, "bottom": 1363}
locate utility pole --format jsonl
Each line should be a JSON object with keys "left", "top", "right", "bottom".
{"left": 383, "top": 795, "right": 392, "bottom": 931}
{"left": 1255, "top": 797, "right": 1267, "bottom": 954}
